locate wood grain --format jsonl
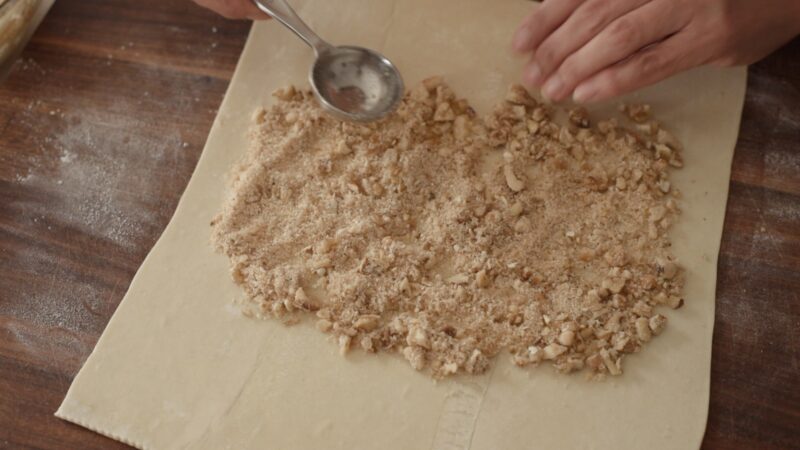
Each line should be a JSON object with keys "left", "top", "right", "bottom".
{"left": 0, "top": 1, "right": 248, "bottom": 448}
{"left": 707, "top": 40, "right": 800, "bottom": 450}
{"left": 0, "top": 1, "right": 797, "bottom": 449}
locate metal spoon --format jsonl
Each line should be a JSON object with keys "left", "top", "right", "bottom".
{"left": 252, "top": 0, "right": 404, "bottom": 122}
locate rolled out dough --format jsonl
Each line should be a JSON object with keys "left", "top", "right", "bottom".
{"left": 56, "top": 1, "right": 747, "bottom": 449}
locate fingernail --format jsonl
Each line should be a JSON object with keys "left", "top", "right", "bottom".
{"left": 523, "top": 63, "right": 543, "bottom": 86}
{"left": 512, "top": 27, "right": 532, "bottom": 52}
{"left": 573, "top": 83, "right": 597, "bottom": 103}
{"left": 542, "top": 75, "right": 563, "bottom": 100}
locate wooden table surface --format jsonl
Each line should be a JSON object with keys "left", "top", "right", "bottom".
{"left": 0, "top": 1, "right": 798, "bottom": 449}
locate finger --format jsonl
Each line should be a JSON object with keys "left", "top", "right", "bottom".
{"left": 194, "top": 0, "right": 268, "bottom": 20}
{"left": 541, "top": 0, "right": 688, "bottom": 101}
{"left": 571, "top": 33, "right": 700, "bottom": 103}
{"left": 512, "top": 0, "right": 585, "bottom": 54}
{"left": 527, "top": 0, "right": 652, "bottom": 87}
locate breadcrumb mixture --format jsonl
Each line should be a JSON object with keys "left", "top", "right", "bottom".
{"left": 211, "top": 78, "right": 685, "bottom": 379}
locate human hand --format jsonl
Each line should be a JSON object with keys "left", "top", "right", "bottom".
{"left": 512, "top": 0, "right": 800, "bottom": 103}
{"left": 192, "top": 0, "right": 268, "bottom": 19}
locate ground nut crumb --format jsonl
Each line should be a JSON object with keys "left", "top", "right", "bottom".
{"left": 212, "top": 80, "right": 685, "bottom": 379}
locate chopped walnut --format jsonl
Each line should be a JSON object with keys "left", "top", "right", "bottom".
{"left": 568, "top": 107, "right": 590, "bottom": 128}
{"left": 446, "top": 273, "right": 470, "bottom": 285}
{"left": 504, "top": 165, "right": 526, "bottom": 192}
{"left": 602, "top": 277, "right": 626, "bottom": 294}
{"left": 316, "top": 319, "right": 333, "bottom": 332}
{"left": 657, "top": 128, "right": 682, "bottom": 151}
{"left": 338, "top": 335, "right": 352, "bottom": 355}
{"left": 635, "top": 317, "right": 652, "bottom": 342}
{"left": 422, "top": 75, "right": 444, "bottom": 92}
{"left": 585, "top": 353, "right": 604, "bottom": 371}
{"left": 649, "top": 314, "right": 668, "bottom": 335}
{"left": 475, "top": 269, "right": 490, "bottom": 288}
{"left": 509, "top": 201, "right": 524, "bottom": 217}
{"left": 558, "top": 330, "right": 576, "bottom": 347}
{"left": 622, "top": 103, "right": 651, "bottom": 123}
{"left": 434, "top": 102, "right": 456, "bottom": 121}
{"left": 360, "top": 335, "right": 375, "bottom": 352}
{"left": 604, "top": 245, "right": 628, "bottom": 267}
{"left": 465, "top": 349, "right": 489, "bottom": 374}
{"left": 505, "top": 84, "right": 537, "bottom": 106}
{"left": 403, "top": 346, "right": 426, "bottom": 370}
{"left": 272, "top": 85, "right": 297, "bottom": 101}
{"left": 543, "top": 343, "right": 568, "bottom": 360}
{"left": 649, "top": 205, "right": 667, "bottom": 222}
{"left": 453, "top": 115, "right": 470, "bottom": 140}
{"left": 555, "top": 356, "right": 585, "bottom": 373}
{"left": 511, "top": 346, "right": 543, "bottom": 367}
{"left": 597, "top": 118, "right": 617, "bottom": 135}
{"left": 439, "top": 362, "right": 457, "bottom": 375}
{"left": 600, "top": 348, "right": 622, "bottom": 375}
{"left": 354, "top": 314, "right": 380, "bottom": 331}
{"left": 666, "top": 296, "right": 684, "bottom": 309}
{"left": 407, "top": 325, "right": 431, "bottom": 349}
{"left": 657, "top": 259, "right": 679, "bottom": 280}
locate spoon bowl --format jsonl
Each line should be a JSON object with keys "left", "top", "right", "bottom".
{"left": 311, "top": 46, "right": 404, "bottom": 122}
{"left": 252, "top": 0, "right": 404, "bottom": 122}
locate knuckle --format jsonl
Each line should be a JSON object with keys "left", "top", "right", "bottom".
{"left": 541, "top": 0, "right": 582, "bottom": 26}
{"left": 536, "top": 43, "right": 558, "bottom": 69}
{"left": 716, "top": 6, "right": 739, "bottom": 39}
{"left": 712, "top": 55, "right": 738, "bottom": 67}
{"left": 607, "top": 18, "right": 639, "bottom": 46}
{"left": 533, "top": 6, "right": 555, "bottom": 29}
{"left": 558, "top": 57, "right": 580, "bottom": 85}
{"left": 585, "top": 15, "right": 610, "bottom": 38}
{"left": 636, "top": 50, "right": 671, "bottom": 77}
{"left": 602, "top": 72, "right": 625, "bottom": 98}
{"left": 219, "top": 0, "right": 251, "bottom": 18}
{"left": 569, "top": 0, "right": 589, "bottom": 9}
{"left": 590, "top": 0, "right": 613, "bottom": 11}
{"left": 570, "top": 1, "right": 614, "bottom": 44}
{"left": 582, "top": 0, "right": 613, "bottom": 23}
{"left": 714, "top": 17, "right": 740, "bottom": 55}
{"left": 718, "top": 18, "right": 736, "bottom": 39}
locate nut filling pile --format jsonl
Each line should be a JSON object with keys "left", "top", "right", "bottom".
{"left": 211, "top": 78, "right": 685, "bottom": 379}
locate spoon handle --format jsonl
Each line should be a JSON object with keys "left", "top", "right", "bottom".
{"left": 252, "top": 0, "right": 331, "bottom": 55}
